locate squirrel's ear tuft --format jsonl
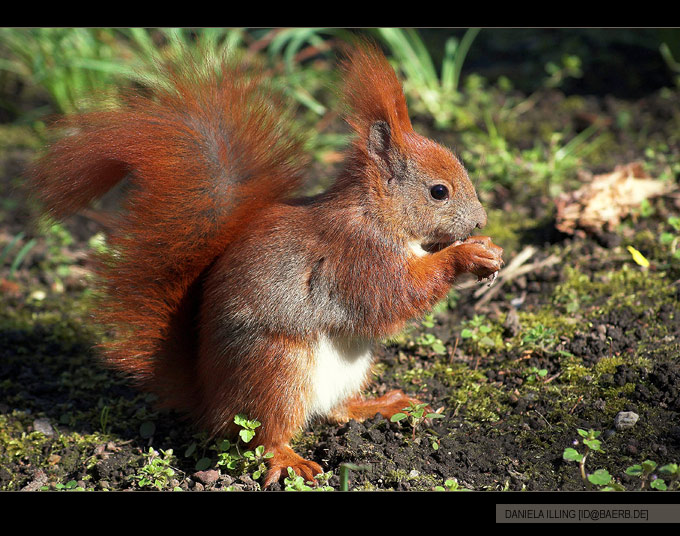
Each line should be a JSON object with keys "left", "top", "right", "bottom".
{"left": 340, "top": 39, "right": 412, "bottom": 151}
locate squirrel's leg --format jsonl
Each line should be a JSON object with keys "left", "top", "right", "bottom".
{"left": 195, "top": 332, "right": 323, "bottom": 488}
{"left": 256, "top": 336, "right": 324, "bottom": 487}
{"left": 328, "top": 390, "right": 431, "bottom": 423}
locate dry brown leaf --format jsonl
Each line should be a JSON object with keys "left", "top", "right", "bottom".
{"left": 555, "top": 162, "right": 676, "bottom": 235}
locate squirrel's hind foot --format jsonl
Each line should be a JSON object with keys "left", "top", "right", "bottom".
{"left": 330, "top": 389, "right": 432, "bottom": 423}
{"left": 262, "top": 444, "right": 323, "bottom": 489}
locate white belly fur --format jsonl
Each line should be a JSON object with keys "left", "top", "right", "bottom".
{"left": 307, "top": 334, "right": 374, "bottom": 420}
{"left": 407, "top": 240, "right": 428, "bottom": 257}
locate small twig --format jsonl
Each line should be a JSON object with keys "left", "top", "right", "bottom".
{"left": 544, "top": 371, "right": 562, "bottom": 384}
{"left": 580, "top": 450, "right": 590, "bottom": 487}
{"left": 532, "top": 409, "right": 552, "bottom": 429}
{"left": 449, "top": 336, "right": 459, "bottom": 364}
{"left": 568, "top": 395, "right": 583, "bottom": 415}
{"left": 466, "top": 246, "right": 561, "bottom": 309}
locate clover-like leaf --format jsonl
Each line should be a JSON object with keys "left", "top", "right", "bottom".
{"left": 460, "top": 328, "right": 474, "bottom": 339}
{"left": 650, "top": 478, "right": 667, "bottom": 491}
{"left": 239, "top": 429, "right": 255, "bottom": 443}
{"left": 588, "top": 469, "right": 612, "bottom": 486}
{"left": 659, "top": 463, "right": 678, "bottom": 476}
{"left": 625, "top": 464, "right": 643, "bottom": 476}
{"left": 563, "top": 448, "right": 583, "bottom": 462}
{"left": 641, "top": 460, "right": 657, "bottom": 473}
{"left": 583, "top": 438, "right": 602, "bottom": 452}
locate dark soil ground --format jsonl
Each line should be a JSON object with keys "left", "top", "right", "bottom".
{"left": 1, "top": 46, "right": 679, "bottom": 493}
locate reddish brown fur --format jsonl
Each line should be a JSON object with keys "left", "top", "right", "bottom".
{"left": 340, "top": 40, "right": 413, "bottom": 149}
{"left": 29, "top": 42, "right": 503, "bottom": 487}
{"left": 29, "top": 59, "right": 308, "bottom": 390}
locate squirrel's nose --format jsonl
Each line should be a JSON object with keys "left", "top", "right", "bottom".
{"left": 473, "top": 202, "right": 487, "bottom": 229}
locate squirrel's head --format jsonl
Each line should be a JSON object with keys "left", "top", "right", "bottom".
{"left": 363, "top": 120, "right": 487, "bottom": 251}
{"left": 341, "top": 40, "right": 486, "bottom": 250}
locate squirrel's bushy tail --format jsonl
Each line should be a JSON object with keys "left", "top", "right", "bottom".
{"left": 29, "top": 55, "right": 308, "bottom": 401}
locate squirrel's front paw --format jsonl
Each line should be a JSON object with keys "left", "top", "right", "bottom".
{"left": 452, "top": 236, "right": 503, "bottom": 281}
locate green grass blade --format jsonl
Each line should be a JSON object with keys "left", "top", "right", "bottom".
{"left": 450, "top": 27, "right": 481, "bottom": 93}
{"left": 441, "top": 36, "right": 460, "bottom": 93}
{"left": 0, "top": 232, "right": 25, "bottom": 267}
{"left": 124, "top": 28, "right": 160, "bottom": 61}
{"left": 555, "top": 124, "right": 599, "bottom": 161}
{"left": 9, "top": 238, "right": 37, "bottom": 277}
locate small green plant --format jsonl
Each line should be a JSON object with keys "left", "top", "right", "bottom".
{"left": 459, "top": 314, "right": 498, "bottom": 355}
{"left": 199, "top": 413, "right": 278, "bottom": 486}
{"left": 525, "top": 366, "right": 549, "bottom": 384}
{"left": 544, "top": 54, "right": 583, "bottom": 89}
{"left": 283, "top": 467, "right": 313, "bottom": 491}
{"left": 99, "top": 404, "right": 110, "bottom": 435}
{"left": 414, "top": 314, "right": 448, "bottom": 355}
{"left": 658, "top": 463, "right": 680, "bottom": 490}
{"left": 420, "top": 313, "right": 436, "bottom": 329}
{"left": 211, "top": 438, "right": 239, "bottom": 470}
{"left": 283, "top": 466, "right": 334, "bottom": 491}
{"left": 390, "top": 402, "right": 444, "bottom": 440}
{"left": 233, "top": 413, "right": 262, "bottom": 443}
{"left": 660, "top": 41, "right": 680, "bottom": 87}
{"left": 562, "top": 429, "right": 622, "bottom": 490}
{"left": 626, "top": 460, "right": 679, "bottom": 491}
{"left": 660, "top": 216, "right": 680, "bottom": 261}
{"left": 132, "top": 447, "right": 180, "bottom": 491}
{"left": 54, "top": 480, "right": 85, "bottom": 491}
{"left": 637, "top": 198, "right": 656, "bottom": 219}
{"left": 415, "top": 332, "right": 448, "bottom": 356}
{"left": 434, "top": 477, "right": 470, "bottom": 491}
{"left": 242, "top": 445, "right": 274, "bottom": 481}
{"left": 521, "top": 324, "right": 558, "bottom": 355}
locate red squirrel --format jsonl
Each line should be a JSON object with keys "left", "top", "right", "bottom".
{"left": 29, "top": 41, "right": 503, "bottom": 487}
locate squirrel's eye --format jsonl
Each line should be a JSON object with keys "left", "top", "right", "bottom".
{"left": 430, "top": 184, "right": 449, "bottom": 201}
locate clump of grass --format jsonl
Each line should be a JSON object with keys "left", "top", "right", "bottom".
{"left": 374, "top": 27, "right": 481, "bottom": 129}
{"left": 0, "top": 28, "right": 130, "bottom": 115}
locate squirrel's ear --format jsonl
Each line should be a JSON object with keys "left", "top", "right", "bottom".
{"left": 366, "top": 120, "right": 392, "bottom": 165}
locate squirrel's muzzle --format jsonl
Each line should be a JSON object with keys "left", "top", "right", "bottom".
{"left": 471, "top": 199, "right": 487, "bottom": 230}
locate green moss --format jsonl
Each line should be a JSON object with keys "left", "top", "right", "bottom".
{"left": 0, "top": 412, "right": 50, "bottom": 463}
{"left": 558, "top": 355, "right": 591, "bottom": 383}
{"left": 436, "top": 364, "right": 509, "bottom": 423}
{"left": 592, "top": 356, "right": 628, "bottom": 376}
{"left": 552, "top": 263, "right": 673, "bottom": 317}
{"left": 0, "top": 410, "right": 109, "bottom": 490}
